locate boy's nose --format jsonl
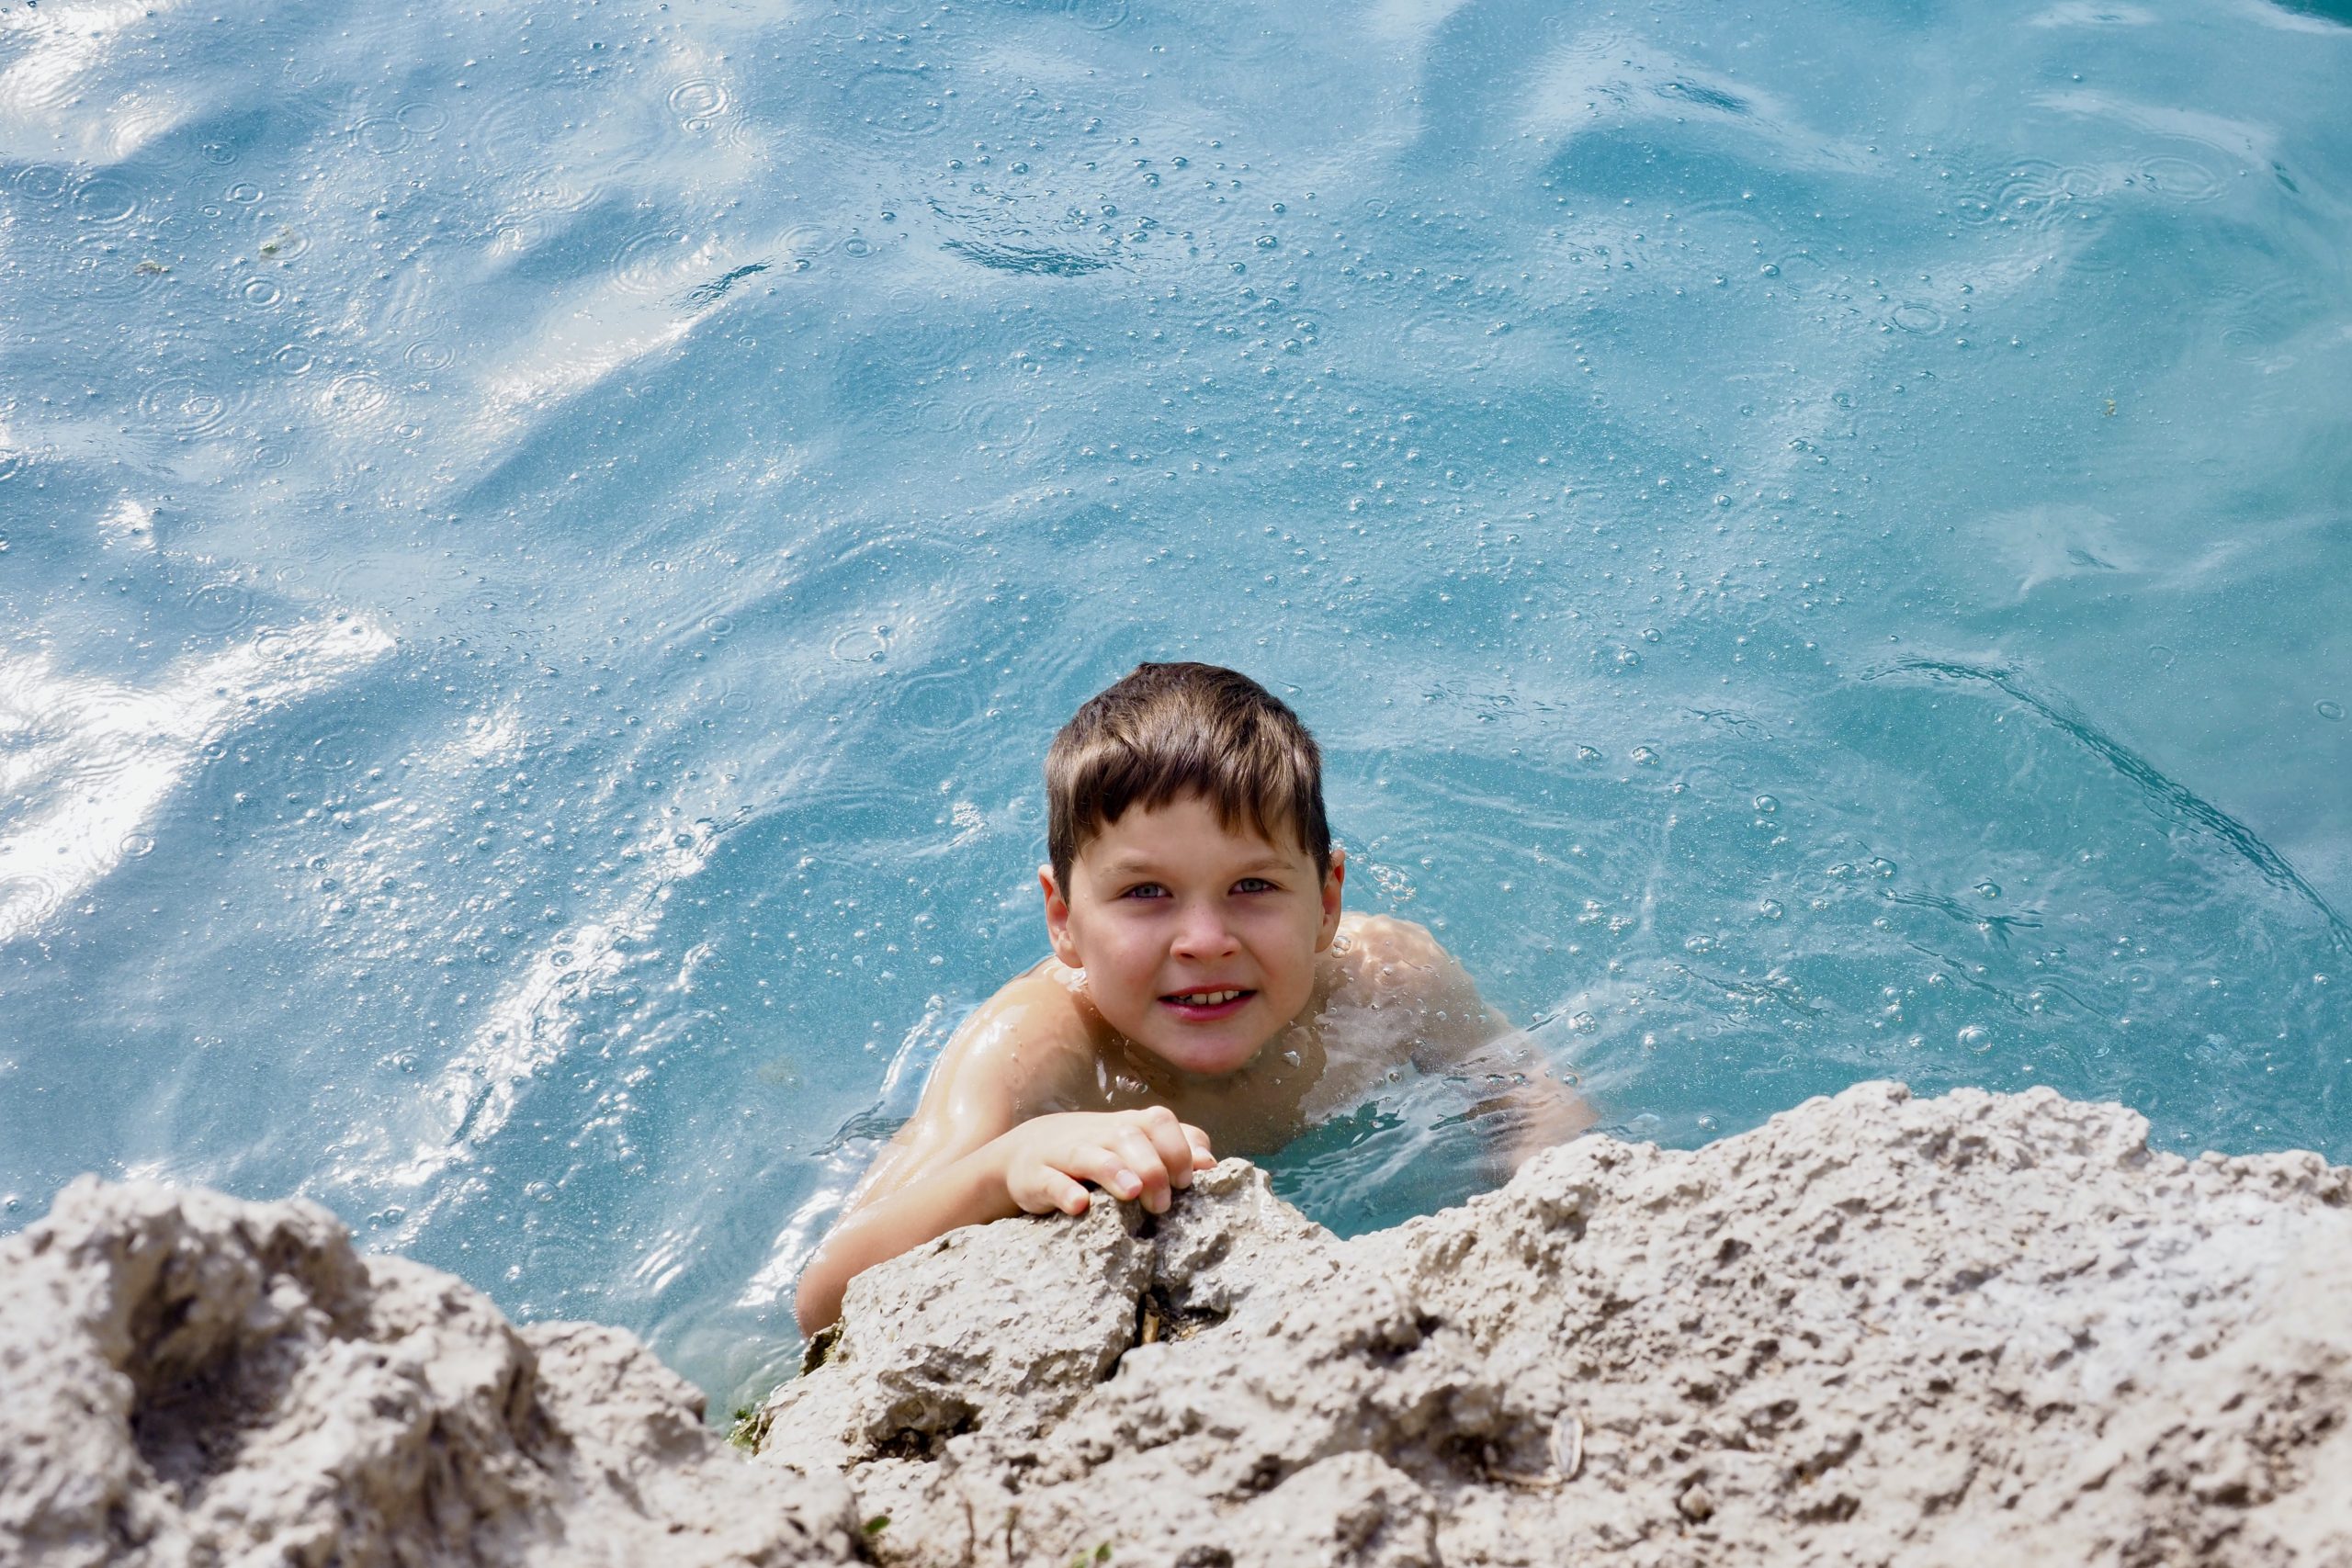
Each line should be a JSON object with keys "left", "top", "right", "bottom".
{"left": 1169, "top": 902, "right": 1239, "bottom": 957}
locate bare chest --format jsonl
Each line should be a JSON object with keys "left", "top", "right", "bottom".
{"left": 1053, "top": 1014, "right": 1408, "bottom": 1157}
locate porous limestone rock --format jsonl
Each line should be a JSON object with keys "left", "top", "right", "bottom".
{"left": 755, "top": 1082, "right": 2352, "bottom": 1567}
{"left": 0, "top": 1178, "right": 857, "bottom": 1568}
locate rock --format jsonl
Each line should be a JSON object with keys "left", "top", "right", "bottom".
{"left": 754, "top": 1082, "right": 2352, "bottom": 1567}
{"left": 0, "top": 1177, "right": 856, "bottom": 1568}
{"left": 9, "top": 1084, "right": 2349, "bottom": 1566}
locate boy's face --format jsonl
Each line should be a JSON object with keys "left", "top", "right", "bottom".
{"left": 1041, "top": 794, "right": 1344, "bottom": 1077}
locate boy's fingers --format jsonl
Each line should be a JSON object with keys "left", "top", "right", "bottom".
{"left": 1050, "top": 1173, "right": 1091, "bottom": 1215}
{"left": 1136, "top": 1114, "right": 1199, "bottom": 1189}
{"left": 1069, "top": 1147, "right": 1142, "bottom": 1201}
{"left": 1183, "top": 1123, "right": 1216, "bottom": 1168}
{"left": 1112, "top": 1129, "right": 1173, "bottom": 1210}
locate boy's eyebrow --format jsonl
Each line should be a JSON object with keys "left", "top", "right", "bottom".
{"left": 1094, "top": 851, "right": 1298, "bottom": 878}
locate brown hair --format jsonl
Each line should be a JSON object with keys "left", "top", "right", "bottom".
{"left": 1046, "top": 662, "right": 1330, "bottom": 889}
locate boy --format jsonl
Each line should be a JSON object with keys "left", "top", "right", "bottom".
{"left": 794, "top": 662, "right": 1590, "bottom": 1333}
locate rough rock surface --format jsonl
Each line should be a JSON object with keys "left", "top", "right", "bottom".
{"left": 0, "top": 1178, "right": 858, "bottom": 1568}
{"left": 756, "top": 1082, "right": 2352, "bottom": 1567}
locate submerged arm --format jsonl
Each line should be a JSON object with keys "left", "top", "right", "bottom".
{"left": 1359, "top": 919, "right": 1595, "bottom": 1171}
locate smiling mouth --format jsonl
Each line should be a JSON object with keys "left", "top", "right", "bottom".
{"left": 1161, "top": 987, "right": 1254, "bottom": 1010}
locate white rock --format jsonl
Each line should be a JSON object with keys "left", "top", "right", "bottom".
{"left": 0, "top": 1178, "right": 855, "bottom": 1567}
{"left": 756, "top": 1082, "right": 2352, "bottom": 1567}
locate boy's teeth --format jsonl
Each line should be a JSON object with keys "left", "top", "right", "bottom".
{"left": 1175, "top": 989, "right": 1241, "bottom": 1005}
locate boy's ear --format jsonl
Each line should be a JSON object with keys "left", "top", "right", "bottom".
{"left": 1040, "top": 863, "right": 1082, "bottom": 967}
{"left": 1317, "top": 846, "right": 1347, "bottom": 950}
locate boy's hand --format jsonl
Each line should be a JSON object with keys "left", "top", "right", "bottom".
{"left": 994, "top": 1107, "right": 1215, "bottom": 1217}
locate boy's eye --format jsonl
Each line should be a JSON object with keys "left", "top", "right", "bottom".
{"left": 1121, "top": 883, "right": 1169, "bottom": 899}
{"left": 1233, "top": 877, "right": 1276, "bottom": 894}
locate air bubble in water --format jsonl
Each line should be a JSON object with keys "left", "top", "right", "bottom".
{"left": 2319, "top": 700, "right": 2346, "bottom": 722}
{"left": 1958, "top": 1024, "right": 1990, "bottom": 1051}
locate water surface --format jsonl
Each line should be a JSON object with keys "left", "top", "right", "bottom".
{"left": 3, "top": 0, "right": 2348, "bottom": 1412}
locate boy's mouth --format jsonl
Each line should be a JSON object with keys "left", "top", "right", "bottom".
{"left": 1159, "top": 987, "right": 1255, "bottom": 1019}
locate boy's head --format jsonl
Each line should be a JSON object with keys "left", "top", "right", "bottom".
{"left": 1045, "top": 662, "right": 1330, "bottom": 893}
{"left": 1040, "top": 663, "right": 1342, "bottom": 1076}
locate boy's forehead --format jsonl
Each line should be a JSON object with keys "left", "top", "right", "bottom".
{"left": 1078, "top": 795, "right": 1308, "bottom": 868}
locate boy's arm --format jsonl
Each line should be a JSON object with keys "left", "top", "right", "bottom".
{"left": 1353, "top": 918, "right": 1596, "bottom": 1170}
{"left": 792, "top": 980, "right": 1211, "bottom": 1335}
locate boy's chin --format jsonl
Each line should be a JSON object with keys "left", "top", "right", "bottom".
{"left": 1133, "top": 1027, "right": 1270, "bottom": 1079}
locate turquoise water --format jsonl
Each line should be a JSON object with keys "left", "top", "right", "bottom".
{"left": 3, "top": 0, "right": 2347, "bottom": 1413}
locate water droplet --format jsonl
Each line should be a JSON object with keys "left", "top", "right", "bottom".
{"left": 1752, "top": 794, "right": 1779, "bottom": 813}
{"left": 2319, "top": 700, "right": 2346, "bottom": 722}
{"left": 1758, "top": 899, "right": 1784, "bottom": 920}
{"left": 1958, "top": 1024, "right": 1990, "bottom": 1051}
{"left": 1973, "top": 881, "right": 2001, "bottom": 898}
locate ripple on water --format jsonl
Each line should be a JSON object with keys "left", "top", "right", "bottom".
{"left": 1988, "top": 159, "right": 2102, "bottom": 231}
{"left": 888, "top": 669, "right": 984, "bottom": 733}
{"left": 611, "top": 229, "right": 706, "bottom": 296}
{"left": 0, "top": 872, "right": 68, "bottom": 943}
{"left": 1068, "top": 0, "right": 1131, "bottom": 29}
{"left": 2137, "top": 152, "right": 2229, "bottom": 202}
{"left": 955, "top": 394, "right": 1037, "bottom": 457}
{"left": 2320, "top": 700, "right": 2346, "bottom": 722}
{"left": 667, "top": 78, "right": 731, "bottom": 127}
{"left": 1889, "top": 302, "right": 1944, "bottom": 334}
{"left": 2214, "top": 275, "right": 2324, "bottom": 361}
{"left": 397, "top": 100, "right": 450, "bottom": 136}
{"left": 138, "top": 376, "right": 235, "bottom": 440}
{"left": 73, "top": 175, "right": 141, "bottom": 226}
{"left": 779, "top": 224, "right": 840, "bottom": 267}
{"left": 74, "top": 246, "right": 172, "bottom": 306}
{"left": 185, "top": 581, "right": 260, "bottom": 635}
{"left": 288, "top": 714, "right": 377, "bottom": 791}
{"left": 830, "top": 624, "right": 893, "bottom": 663}
{"left": 466, "top": 100, "right": 546, "bottom": 177}
{"left": 353, "top": 117, "right": 412, "bottom": 156}
{"left": 866, "top": 293, "right": 971, "bottom": 376}
{"left": 239, "top": 276, "right": 285, "bottom": 310}
{"left": 322, "top": 370, "right": 393, "bottom": 423}
{"left": 843, "top": 66, "right": 947, "bottom": 138}
{"left": 488, "top": 210, "right": 552, "bottom": 258}
{"left": 404, "top": 338, "right": 456, "bottom": 372}
{"left": 11, "top": 164, "right": 73, "bottom": 203}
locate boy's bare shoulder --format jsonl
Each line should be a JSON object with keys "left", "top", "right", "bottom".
{"left": 933, "top": 959, "right": 1109, "bottom": 1105}
{"left": 1327, "top": 911, "right": 1460, "bottom": 999}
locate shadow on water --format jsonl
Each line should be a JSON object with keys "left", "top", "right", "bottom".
{"left": 2267, "top": 0, "right": 2352, "bottom": 27}
{"left": 1866, "top": 658, "right": 2352, "bottom": 954}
